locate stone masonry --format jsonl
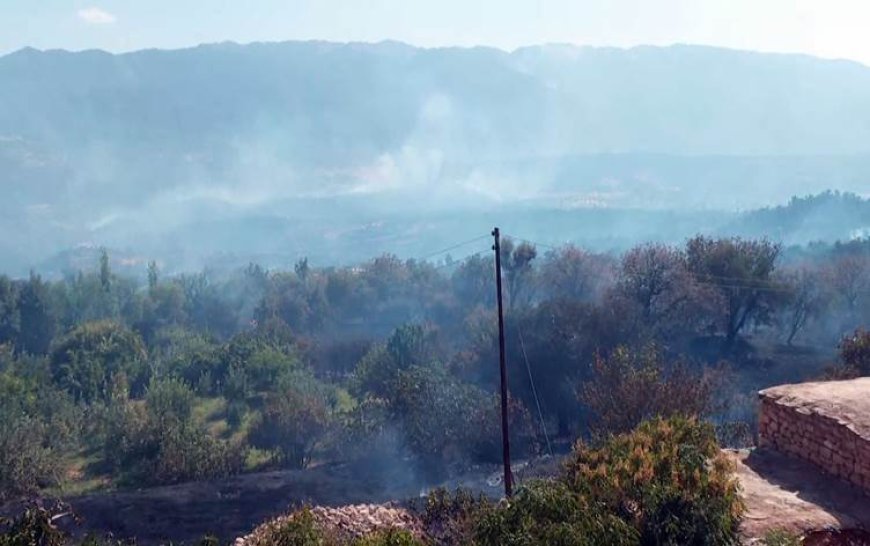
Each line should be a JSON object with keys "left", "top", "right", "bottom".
{"left": 759, "top": 377, "right": 870, "bottom": 494}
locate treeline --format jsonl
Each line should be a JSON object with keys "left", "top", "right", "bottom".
{"left": 0, "top": 235, "right": 868, "bottom": 499}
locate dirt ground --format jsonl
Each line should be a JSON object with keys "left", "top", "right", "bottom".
{"left": 729, "top": 449, "right": 870, "bottom": 542}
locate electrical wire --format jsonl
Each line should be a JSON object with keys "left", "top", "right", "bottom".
{"left": 516, "top": 322, "right": 554, "bottom": 457}
{"left": 415, "top": 234, "right": 492, "bottom": 262}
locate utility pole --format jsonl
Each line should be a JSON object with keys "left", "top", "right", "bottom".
{"left": 492, "top": 227, "right": 513, "bottom": 498}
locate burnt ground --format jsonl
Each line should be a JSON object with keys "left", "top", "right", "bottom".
{"left": 53, "top": 463, "right": 425, "bottom": 544}
{"left": 3, "top": 458, "right": 557, "bottom": 545}
{"left": 8, "top": 449, "right": 869, "bottom": 544}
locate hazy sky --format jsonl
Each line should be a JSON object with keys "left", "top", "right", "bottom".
{"left": 2, "top": 0, "right": 870, "bottom": 64}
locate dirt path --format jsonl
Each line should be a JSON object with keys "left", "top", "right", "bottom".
{"left": 729, "top": 449, "right": 870, "bottom": 542}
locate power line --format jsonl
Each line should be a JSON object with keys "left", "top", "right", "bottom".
{"left": 502, "top": 233, "right": 560, "bottom": 252}
{"left": 516, "top": 322, "right": 553, "bottom": 457}
{"left": 415, "top": 234, "right": 491, "bottom": 262}
{"left": 431, "top": 249, "right": 489, "bottom": 271}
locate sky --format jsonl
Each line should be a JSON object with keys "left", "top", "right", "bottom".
{"left": 2, "top": 0, "right": 870, "bottom": 65}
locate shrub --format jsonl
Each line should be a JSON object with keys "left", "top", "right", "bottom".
{"left": 247, "top": 508, "right": 331, "bottom": 546}
{"left": 839, "top": 328, "right": 870, "bottom": 376}
{"left": 564, "top": 416, "right": 743, "bottom": 546}
{"left": 419, "top": 488, "right": 490, "bottom": 546}
{"left": 761, "top": 529, "right": 801, "bottom": 546}
{"left": 49, "top": 321, "right": 148, "bottom": 403}
{"left": 579, "top": 345, "right": 723, "bottom": 437}
{"left": 0, "top": 503, "right": 67, "bottom": 546}
{"left": 352, "top": 529, "right": 425, "bottom": 546}
{"left": 0, "top": 376, "right": 80, "bottom": 500}
{"left": 474, "top": 480, "right": 638, "bottom": 546}
{"left": 151, "top": 422, "right": 247, "bottom": 484}
{"left": 146, "top": 376, "right": 194, "bottom": 424}
{"left": 249, "top": 374, "right": 331, "bottom": 469}
{"left": 100, "top": 395, "right": 246, "bottom": 486}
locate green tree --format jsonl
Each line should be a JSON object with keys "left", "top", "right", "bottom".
{"left": 0, "top": 276, "right": 19, "bottom": 347}
{"left": 17, "top": 273, "right": 55, "bottom": 355}
{"left": 249, "top": 375, "right": 331, "bottom": 469}
{"left": 686, "top": 236, "right": 782, "bottom": 349}
{"left": 50, "top": 321, "right": 148, "bottom": 403}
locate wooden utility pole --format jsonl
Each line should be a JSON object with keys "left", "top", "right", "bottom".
{"left": 492, "top": 227, "right": 513, "bottom": 498}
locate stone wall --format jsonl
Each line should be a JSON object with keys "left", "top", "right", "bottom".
{"left": 759, "top": 379, "right": 870, "bottom": 494}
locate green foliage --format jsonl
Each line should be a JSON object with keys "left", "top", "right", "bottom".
{"left": 351, "top": 529, "right": 424, "bottom": 546}
{"left": 564, "top": 417, "right": 744, "bottom": 546}
{"left": 475, "top": 480, "right": 638, "bottom": 546}
{"left": 49, "top": 321, "right": 148, "bottom": 403}
{"left": 419, "top": 488, "right": 490, "bottom": 546}
{"left": 146, "top": 376, "right": 195, "bottom": 424}
{"left": 250, "top": 508, "right": 330, "bottom": 546}
{"left": 0, "top": 370, "right": 80, "bottom": 500}
{"left": 100, "top": 392, "right": 245, "bottom": 486}
{"left": 839, "top": 328, "right": 870, "bottom": 375}
{"left": 760, "top": 529, "right": 802, "bottom": 546}
{"left": 17, "top": 273, "right": 56, "bottom": 355}
{"left": 579, "top": 345, "right": 723, "bottom": 436}
{"left": 0, "top": 503, "right": 67, "bottom": 546}
{"left": 352, "top": 324, "right": 437, "bottom": 398}
{"left": 389, "top": 364, "right": 535, "bottom": 473}
{"left": 249, "top": 374, "right": 331, "bottom": 469}
{"left": 686, "top": 236, "right": 783, "bottom": 348}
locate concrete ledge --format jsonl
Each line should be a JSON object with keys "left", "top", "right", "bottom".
{"left": 759, "top": 378, "right": 870, "bottom": 493}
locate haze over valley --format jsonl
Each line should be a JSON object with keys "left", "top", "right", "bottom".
{"left": 2, "top": 41, "right": 870, "bottom": 275}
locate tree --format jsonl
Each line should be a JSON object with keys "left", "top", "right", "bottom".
{"left": 827, "top": 254, "right": 870, "bottom": 318}
{"left": 99, "top": 248, "right": 112, "bottom": 292}
{"left": 352, "top": 324, "right": 439, "bottom": 398}
{"left": 0, "top": 276, "right": 19, "bottom": 347}
{"left": 613, "top": 243, "right": 710, "bottom": 337}
{"left": 49, "top": 320, "right": 148, "bottom": 403}
{"left": 451, "top": 254, "right": 494, "bottom": 309}
{"left": 540, "top": 245, "right": 614, "bottom": 303}
{"left": 579, "top": 345, "right": 722, "bottom": 437}
{"left": 249, "top": 375, "right": 331, "bottom": 469}
{"left": 16, "top": 273, "right": 55, "bottom": 355}
{"left": 839, "top": 329, "right": 870, "bottom": 376}
{"left": 147, "top": 261, "right": 159, "bottom": 295}
{"left": 499, "top": 238, "right": 537, "bottom": 308}
{"left": 777, "top": 266, "right": 827, "bottom": 345}
{"left": 686, "top": 236, "right": 782, "bottom": 350}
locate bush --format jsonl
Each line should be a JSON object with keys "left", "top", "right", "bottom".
{"left": 0, "top": 503, "right": 67, "bottom": 546}
{"left": 351, "top": 529, "right": 424, "bottom": 546}
{"left": 151, "top": 422, "right": 247, "bottom": 484}
{"left": 247, "top": 508, "right": 332, "bottom": 546}
{"left": 49, "top": 321, "right": 148, "bottom": 403}
{"left": 0, "top": 375, "right": 80, "bottom": 500}
{"left": 760, "top": 529, "right": 801, "bottom": 546}
{"left": 146, "top": 376, "right": 194, "bottom": 424}
{"left": 564, "top": 416, "right": 743, "bottom": 546}
{"left": 249, "top": 374, "right": 331, "bottom": 469}
{"left": 418, "top": 487, "right": 490, "bottom": 546}
{"left": 100, "top": 395, "right": 246, "bottom": 486}
{"left": 474, "top": 480, "right": 638, "bottom": 546}
{"left": 580, "top": 345, "right": 723, "bottom": 437}
{"left": 839, "top": 328, "right": 870, "bottom": 376}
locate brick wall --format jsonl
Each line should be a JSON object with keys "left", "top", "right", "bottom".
{"left": 759, "top": 394, "right": 870, "bottom": 493}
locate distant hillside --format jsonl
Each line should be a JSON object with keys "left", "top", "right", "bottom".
{"left": 728, "top": 191, "right": 870, "bottom": 244}
{"left": 2, "top": 41, "right": 870, "bottom": 271}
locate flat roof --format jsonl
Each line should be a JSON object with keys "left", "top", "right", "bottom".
{"left": 760, "top": 377, "right": 870, "bottom": 441}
